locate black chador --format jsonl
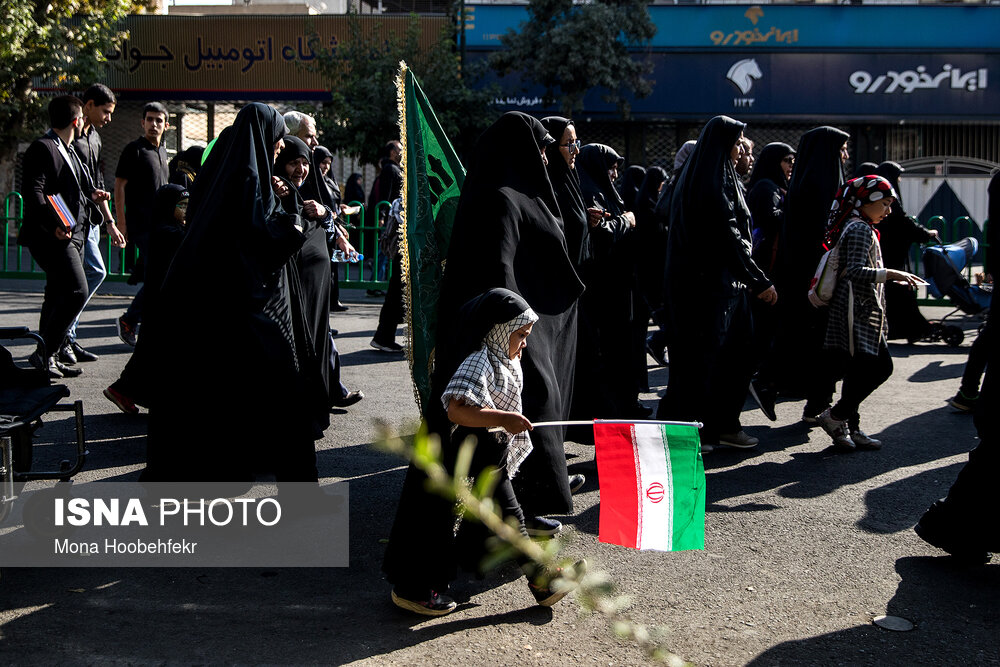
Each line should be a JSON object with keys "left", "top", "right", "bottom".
{"left": 770, "top": 126, "right": 849, "bottom": 398}
{"left": 656, "top": 115, "right": 771, "bottom": 442}
{"left": 575, "top": 143, "right": 641, "bottom": 418}
{"left": 410, "top": 112, "right": 584, "bottom": 518}
{"left": 139, "top": 103, "right": 316, "bottom": 482}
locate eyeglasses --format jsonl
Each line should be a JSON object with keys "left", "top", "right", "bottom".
{"left": 560, "top": 140, "right": 581, "bottom": 154}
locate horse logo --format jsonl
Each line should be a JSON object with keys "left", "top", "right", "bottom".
{"left": 727, "top": 59, "right": 763, "bottom": 95}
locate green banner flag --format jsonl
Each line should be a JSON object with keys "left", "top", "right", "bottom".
{"left": 396, "top": 62, "right": 466, "bottom": 415}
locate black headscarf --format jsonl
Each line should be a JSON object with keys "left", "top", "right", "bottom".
{"left": 665, "top": 115, "right": 770, "bottom": 296}
{"left": 541, "top": 116, "right": 587, "bottom": 267}
{"left": 620, "top": 165, "right": 646, "bottom": 212}
{"left": 344, "top": 173, "right": 365, "bottom": 206}
{"left": 142, "top": 103, "right": 316, "bottom": 482}
{"left": 275, "top": 136, "right": 312, "bottom": 185}
{"left": 577, "top": 144, "right": 626, "bottom": 214}
{"left": 777, "top": 125, "right": 849, "bottom": 292}
{"left": 748, "top": 142, "right": 794, "bottom": 191}
{"left": 307, "top": 145, "right": 341, "bottom": 212}
{"left": 451, "top": 288, "right": 534, "bottom": 368}
{"left": 168, "top": 146, "right": 203, "bottom": 189}
{"left": 852, "top": 161, "right": 879, "bottom": 181}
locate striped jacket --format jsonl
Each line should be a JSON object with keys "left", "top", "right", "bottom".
{"left": 823, "top": 219, "right": 888, "bottom": 356}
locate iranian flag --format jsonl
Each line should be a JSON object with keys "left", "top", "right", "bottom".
{"left": 594, "top": 421, "right": 706, "bottom": 552}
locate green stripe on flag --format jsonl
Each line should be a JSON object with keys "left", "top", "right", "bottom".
{"left": 662, "top": 423, "right": 706, "bottom": 551}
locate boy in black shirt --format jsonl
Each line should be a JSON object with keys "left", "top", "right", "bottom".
{"left": 114, "top": 102, "right": 169, "bottom": 346}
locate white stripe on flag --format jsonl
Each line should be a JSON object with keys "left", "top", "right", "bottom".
{"left": 633, "top": 423, "right": 673, "bottom": 551}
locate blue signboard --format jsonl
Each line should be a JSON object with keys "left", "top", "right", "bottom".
{"left": 463, "top": 4, "right": 1000, "bottom": 51}
{"left": 478, "top": 52, "right": 998, "bottom": 120}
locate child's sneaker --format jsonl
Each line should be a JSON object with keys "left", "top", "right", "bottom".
{"left": 527, "top": 559, "right": 587, "bottom": 607}
{"left": 817, "top": 408, "right": 854, "bottom": 450}
{"left": 390, "top": 588, "right": 457, "bottom": 616}
{"left": 949, "top": 391, "right": 978, "bottom": 412}
{"left": 850, "top": 428, "right": 882, "bottom": 450}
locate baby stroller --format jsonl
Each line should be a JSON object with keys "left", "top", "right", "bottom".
{"left": 920, "top": 238, "right": 992, "bottom": 347}
{"left": 0, "top": 326, "right": 86, "bottom": 523}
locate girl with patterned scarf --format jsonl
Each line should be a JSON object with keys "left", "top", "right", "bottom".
{"left": 385, "top": 288, "right": 583, "bottom": 616}
{"left": 816, "top": 176, "right": 923, "bottom": 451}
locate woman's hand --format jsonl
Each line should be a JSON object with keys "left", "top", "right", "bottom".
{"left": 271, "top": 176, "right": 290, "bottom": 198}
{"left": 756, "top": 285, "right": 778, "bottom": 305}
{"left": 623, "top": 211, "right": 636, "bottom": 228}
{"left": 586, "top": 207, "right": 604, "bottom": 228}
{"left": 303, "top": 200, "right": 327, "bottom": 219}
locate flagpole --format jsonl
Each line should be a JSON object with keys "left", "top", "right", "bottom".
{"left": 490, "top": 420, "right": 704, "bottom": 431}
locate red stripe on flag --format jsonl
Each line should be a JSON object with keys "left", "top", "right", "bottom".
{"left": 594, "top": 422, "right": 640, "bottom": 549}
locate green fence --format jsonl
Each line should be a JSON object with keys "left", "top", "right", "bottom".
{"left": 1, "top": 191, "right": 393, "bottom": 289}
{"left": 2, "top": 191, "right": 990, "bottom": 302}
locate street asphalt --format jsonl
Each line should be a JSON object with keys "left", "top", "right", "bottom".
{"left": 0, "top": 281, "right": 996, "bottom": 666}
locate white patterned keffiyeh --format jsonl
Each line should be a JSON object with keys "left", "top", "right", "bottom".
{"left": 441, "top": 308, "right": 539, "bottom": 477}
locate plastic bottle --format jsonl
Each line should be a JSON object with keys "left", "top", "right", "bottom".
{"left": 331, "top": 250, "right": 363, "bottom": 263}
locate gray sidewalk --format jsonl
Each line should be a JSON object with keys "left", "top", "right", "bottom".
{"left": 0, "top": 284, "right": 996, "bottom": 666}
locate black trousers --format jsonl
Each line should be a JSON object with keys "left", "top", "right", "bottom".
{"left": 827, "top": 342, "right": 894, "bottom": 426}
{"left": 959, "top": 322, "right": 991, "bottom": 397}
{"left": 28, "top": 237, "right": 87, "bottom": 356}
{"left": 657, "top": 289, "right": 755, "bottom": 439}
{"left": 373, "top": 255, "right": 403, "bottom": 344}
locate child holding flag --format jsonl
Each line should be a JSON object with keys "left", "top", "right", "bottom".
{"left": 384, "top": 288, "right": 581, "bottom": 616}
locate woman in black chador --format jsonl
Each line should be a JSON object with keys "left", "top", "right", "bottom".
{"left": 575, "top": 143, "right": 642, "bottom": 417}
{"left": 272, "top": 136, "right": 341, "bottom": 448}
{"left": 875, "top": 161, "right": 938, "bottom": 342}
{"left": 385, "top": 112, "right": 584, "bottom": 549}
{"left": 655, "top": 115, "right": 776, "bottom": 450}
{"left": 140, "top": 103, "right": 319, "bottom": 482}
{"left": 769, "top": 126, "right": 850, "bottom": 416}
{"left": 744, "top": 142, "right": 795, "bottom": 417}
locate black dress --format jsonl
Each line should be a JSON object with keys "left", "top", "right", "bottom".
{"left": 387, "top": 112, "right": 584, "bottom": 540}
{"left": 875, "top": 161, "right": 934, "bottom": 341}
{"left": 655, "top": 115, "right": 772, "bottom": 441}
{"left": 139, "top": 103, "right": 316, "bottom": 482}
{"left": 576, "top": 144, "right": 640, "bottom": 417}
{"left": 770, "top": 126, "right": 849, "bottom": 398}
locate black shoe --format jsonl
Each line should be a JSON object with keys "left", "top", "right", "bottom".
{"left": 525, "top": 516, "right": 562, "bottom": 537}
{"left": 633, "top": 402, "right": 653, "bottom": 418}
{"left": 58, "top": 341, "right": 77, "bottom": 365}
{"left": 331, "top": 303, "right": 349, "bottom": 312}
{"left": 949, "top": 391, "right": 978, "bottom": 412}
{"left": 53, "top": 357, "right": 82, "bottom": 378}
{"left": 370, "top": 339, "right": 404, "bottom": 353}
{"left": 749, "top": 380, "right": 777, "bottom": 421}
{"left": 391, "top": 588, "right": 457, "bottom": 616}
{"left": 117, "top": 315, "right": 137, "bottom": 347}
{"left": 330, "top": 329, "right": 339, "bottom": 337}
{"left": 367, "top": 289, "right": 386, "bottom": 298}
{"left": 527, "top": 559, "right": 587, "bottom": 607}
{"left": 801, "top": 401, "right": 830, "bottom": 424}
{"left": 914, "top": 519, "right": 991, "bottom": 565}
{"left": 69, "top": 341, "right": 99, "bottom": 362}
{"left": 645, "top": 335, "right": 667, "bottom": 367}
{"left": 569, "top": 474, "right": 586, "bottom": 494}
{"left": 331, "top": 390, "right": 364, "bottom": 408}
{"left": 29, "top": 350, "right": 61, "bottom": 378}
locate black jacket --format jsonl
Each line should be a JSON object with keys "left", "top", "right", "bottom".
{"left": 19, "top": 131, "right": 94, "bottom": 248}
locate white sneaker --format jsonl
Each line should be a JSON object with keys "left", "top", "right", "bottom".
{"left": 817, "top": 408, "right": 854, "bottom": 450}
{"left": 850, "top": 428, "right": 882, "bottom": 450}
{"left": 718, "top": 430, "right": 759, "bottom": 449}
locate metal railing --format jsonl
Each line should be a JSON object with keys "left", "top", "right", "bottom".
{"left": 1, "top": 193, "right": 393, "bottom": 290}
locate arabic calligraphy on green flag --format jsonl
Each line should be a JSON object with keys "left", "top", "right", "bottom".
{"left": 396, "top": 61, "right": 466, "bottom": 415}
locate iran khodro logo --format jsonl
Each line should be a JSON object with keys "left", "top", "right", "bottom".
{"left": 727, "top": 58, "right": 763, "bottom": 94}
